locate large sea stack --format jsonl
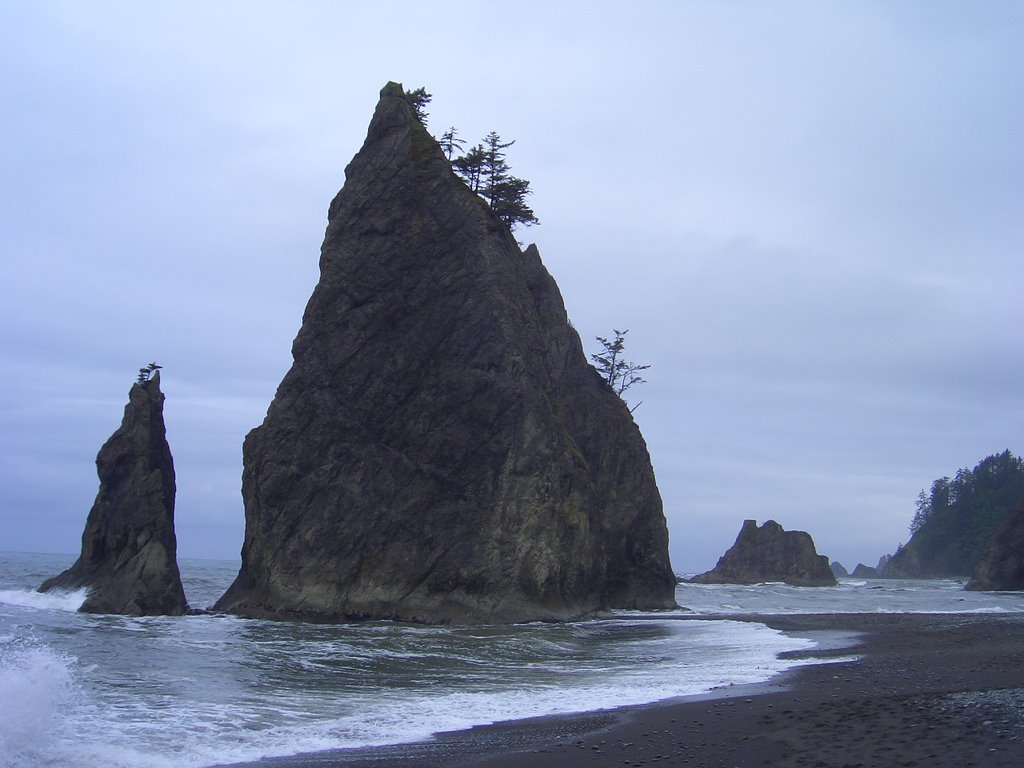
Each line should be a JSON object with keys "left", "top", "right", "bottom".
{"left": 688, "top": 519, "right": 836, "bottom": 587}
{"left": 214, "top": 83, "right": 676, "bottom": 623}
{"left": 40, "top": 372, "right": 187, "bottom": 615}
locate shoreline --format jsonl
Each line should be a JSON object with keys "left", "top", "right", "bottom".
{"left": 220, "top": 612, "right": 1024, "bottom": 768}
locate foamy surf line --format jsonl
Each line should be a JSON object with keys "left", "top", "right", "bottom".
{"left": 215, "top": 617, "right": 856, "bottom": 768}
{"left": 228, "top": 612, "right": 1024, "bottom": 768}
{"left": 207, "top": 619, "right": 839, "bottom": 768}
{"left": 0, "top": 587, "right": 88, "bottom": 612}
{"left": 0, "top": 618, "right": 822, "bottom": 768}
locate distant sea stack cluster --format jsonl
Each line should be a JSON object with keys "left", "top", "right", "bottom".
{"left": 41, "top": 83, "right": 676, "bottom": 622}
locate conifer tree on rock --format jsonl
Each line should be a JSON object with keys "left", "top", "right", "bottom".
{"left": 405, "top": 86, "right": 432, "bottom": 124}
{"left": 415, "top": 86, "right": 538, "bottom": 232}
{"left": 439, "top": 126, "right": 466, "bottom": 160}
{"left": 591, "top": 329, "right": 650, "bottom": 404}
{"left": 452, "top": 131, "right": 538, "bottom": 231}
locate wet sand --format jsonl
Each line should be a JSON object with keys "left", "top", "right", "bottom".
{"left": 224, "top": 612, "right": 1024, "bottom": 768}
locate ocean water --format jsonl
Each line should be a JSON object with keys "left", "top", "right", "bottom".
{"left": 1, "top": 553, "right": 1019, "bottom": 768}
{"left": 676, "top": 576, "right": 1024, "bottom": 615}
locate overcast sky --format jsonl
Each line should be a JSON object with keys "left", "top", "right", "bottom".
{"left": 2, "top": 1, "right": 1021, "bottom": 574}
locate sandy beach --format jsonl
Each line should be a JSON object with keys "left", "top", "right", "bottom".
{"left": 225, "top": 612, "right": 1024, "bottom": 768}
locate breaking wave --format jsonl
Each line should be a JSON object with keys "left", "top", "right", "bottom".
{"left": 0, "top": 588, "right": 88, "bottom": 612}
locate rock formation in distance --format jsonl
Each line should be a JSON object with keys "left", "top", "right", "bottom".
{"left": 687, "top": 519, "right": 837, "bottom": 587}
{"left": 851, "top": 563, "right": 878, "bottom": 578}
{"left": 966, "top": 502, "right": 1024, "bottom": 591}
{"left": 39, "top": 372, "right": 188, "bottom": 615}
{"left": 829, "top": 560, "right": 849, "bottom": 578}
{"left": 214, "top": 83, "right": 676, "bottom": 623}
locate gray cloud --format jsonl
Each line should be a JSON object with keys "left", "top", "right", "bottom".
{"left": 2, "top": 2, "right": 1021, "bottom": 572}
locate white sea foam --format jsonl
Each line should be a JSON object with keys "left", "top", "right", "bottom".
{"left": 0, "top": 640, "right": 81, "bottom": 768}
{"left": 0, "top": 587, "right": 88, "bottom": 612}
{"left": 7, "top": 553, "right": 1016, "bottom": 768}
{"left": 0, "top": 636, "right": 188, "bottom": 768}
{"left": 0, "top": 618, "right": 819, "bottom": 768}
{"left": 202, "top": 621, "right": 811, "bottom": 767}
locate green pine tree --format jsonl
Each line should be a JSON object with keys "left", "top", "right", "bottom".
{"left": 405, "top": 87, "right": 432, "bottom": 125}
{"left": 591, "top": 330, "right": 650, "bottom": 402}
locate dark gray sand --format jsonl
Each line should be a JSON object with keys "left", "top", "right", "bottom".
{"left": 221, "top": 613, "right": 1024, "bottom": 768}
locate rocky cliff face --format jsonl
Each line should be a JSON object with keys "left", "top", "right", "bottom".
{"left": 966, "top": 503, "right": 1024, "bottom": 591}
{"left": 688, "top": 519, "right": 836, "bottom": 587}
{"left": 39, "top": 373, "right": 187, "bottom": 615}
{"left": 213, "top": 83, "right": 676, "bottom": 623}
